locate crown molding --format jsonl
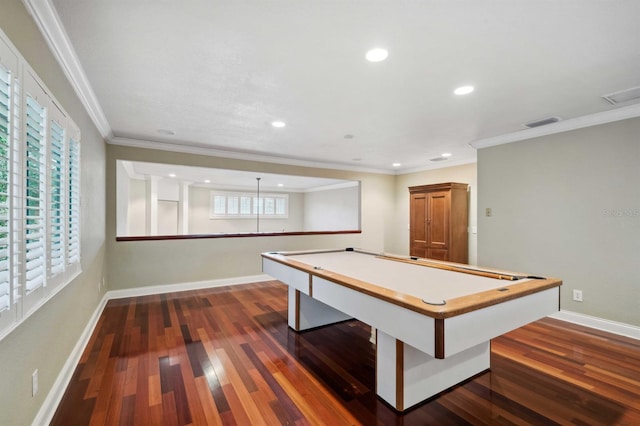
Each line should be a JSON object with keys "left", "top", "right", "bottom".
{"left": 22, "top": 0, "right": 113, "bottom": 139}
{"left": 108, "top": 136, "right": 395, "bottom": 175}
{"left": 471, "top": 102, "right": 640, "bottom": 149}
{"left": 399, "top": 157, "right": 477, "bottom": 175}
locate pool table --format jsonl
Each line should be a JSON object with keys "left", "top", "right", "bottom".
{"left": 262, "top": 248, "right": 561, "bottom": 411}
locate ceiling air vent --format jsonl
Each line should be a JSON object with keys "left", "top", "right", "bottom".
{"left": 430, "top": 157, "right": 449, "bottom": 162}
{"left": 602, "top": 86, "right": 640, "bottom": 105}
{"left": 523, "top": 116, "right": 562, "bottom": 129}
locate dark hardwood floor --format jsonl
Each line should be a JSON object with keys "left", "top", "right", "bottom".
{"left": 51, "top": 281, "right": 640, "bottom": 425}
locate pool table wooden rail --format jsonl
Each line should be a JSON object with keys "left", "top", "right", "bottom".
{"left": 261, "top": 249, "right": 562, "bottom": 320}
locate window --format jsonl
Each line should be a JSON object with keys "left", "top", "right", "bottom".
{"left": 210, "top": 190, "right": 288, "bottom": 219}
{"left": 0, "top": 31, "right": 81, "bottom": 341}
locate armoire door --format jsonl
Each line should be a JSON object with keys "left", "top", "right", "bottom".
{"left": 426, "top": 191, "right": 450, "bottom": 251}
{"left": 409, "top": 193, "right": 427, "bottom": 258}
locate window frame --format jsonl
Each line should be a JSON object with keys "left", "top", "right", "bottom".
{"left": 0, "top": 29, "right": 82, "bottom": 341}
{"left": 210, "top": 190, "right": 289, "bottom": 219}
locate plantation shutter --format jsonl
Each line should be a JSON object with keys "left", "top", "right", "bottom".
{"left": 0, "top": 63, "right": 11, "bottom": 312}
{"left": 24, "top": 93, "right": 46, "bottom": 294}
{"left": 67, "top": 136, "right": 80, "bottom": 265}
{"left": 48, "top": 117, "right": 65, "bottom": 281}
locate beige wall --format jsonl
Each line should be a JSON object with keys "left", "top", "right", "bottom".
{"left": 0, "top": 2, "right": 106, "bottom": 425}
{"left": 106, "top": 144, "right": 395, "bottom": 290}
{"left": 391, "top": 163, "right": 478, "bottom": 265}
{"left": 478, "top": 118, "right": 640, "bottom": 326}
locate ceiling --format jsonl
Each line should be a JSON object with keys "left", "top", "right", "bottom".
{"left": 122, "top": 160, "right": 356, "bottom": 191}
{"left": 37, "top": 0, "right": 640, "bottom": 172}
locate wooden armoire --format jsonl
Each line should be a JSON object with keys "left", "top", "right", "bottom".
{"left": 409, "top": 182, "right": 469, "bottom": 264}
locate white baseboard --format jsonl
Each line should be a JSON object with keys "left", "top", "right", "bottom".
{"left": 107, "top": 274, "right": 273, "bottom": 299}
{"left": 550, "top": 310, "right": 640, "bottom": 340}
{"left": 33, "top": 293, "right": 110, "bottom": 426}
{"left": 32, "top": 274, "right": 273, "bottom": 426}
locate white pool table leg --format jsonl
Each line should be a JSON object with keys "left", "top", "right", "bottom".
{"left": 288, "top": 287, "right": 352, "bottom": 331}
{"left": 376, "top": 330, "right": 490, "bottom": 411}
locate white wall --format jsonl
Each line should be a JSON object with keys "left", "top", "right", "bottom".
{"left": 116, "top": 161, "right": 129, "bottom": 235}
{"left": 127, "top": 179, "right": 146, "bottom": 236}
{"left": 478, "top": 117, "right": 640, "bottom": 326}
{"left": 158, "top": 200, "right": 179, "bottom": 235}
{"left": 303, "top": 184, "right": 360, "bottom": 231}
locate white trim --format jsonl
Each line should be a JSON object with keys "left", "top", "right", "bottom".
{"left": 550, "top": 310, "right": 640, "bottom": 340}
{"left": 109, "top": 136, "right": 394, "bottom": 175}
{"left": 32, "top": 273, "right": 273, "bottom": 425}
{"left": 303, "top": 181, "right": 359, "bottom": 193}
{"left": 32, "top": 292, "right": 109, "bottom": 426}
{"left": 107, "top": 274, "right": 273, "bottom": 300}
{"left": 21, "top": 0, "right": 112, "bottom": 139}
{"left": 471, "top": 103, "right": 640, "bottom": 149}
{"left": 399, "top": 157, "right": 478, "bottom": 175}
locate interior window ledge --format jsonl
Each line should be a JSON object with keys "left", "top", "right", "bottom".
{"left": 116, "top": 229, "right": 362, "bottom": 242}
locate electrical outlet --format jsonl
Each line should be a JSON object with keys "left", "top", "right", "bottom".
{"left": 32, "top": 370, "right": 38, "bottom": 396}
{"left": 572, "top": 289, "right": 583, "bottom": 302}
{"left": 485, "top": 208, "right": 492, "bottom": 217}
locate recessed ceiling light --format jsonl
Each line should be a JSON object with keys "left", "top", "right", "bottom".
{"left": 168, "top": 173, "right": 176, "bottom": 178}
{"left": 271, "top": 121, "right": 286, "bottom": 128}
{"left": 454, "top": 86, "right": 474, "bottom": 95}
{"left": 157, "top": 129, "right": 175, "bottom": 135}
{"left": 344, "top": 134, "right": 354, "bottom": 139}
{"left": 366, "top": 48, "right": 388, "bottom": 62}
{"left": 442, "top": 153, "right": 452, "bottom": 158}
{"left": 392, "top": 163, "right": 401, "bottom": 167}
{"left": 277, "top": 183, "right": 284, "bottom": 187}
{"left": 204, "top": 179, "right": 211, "bottom": 183}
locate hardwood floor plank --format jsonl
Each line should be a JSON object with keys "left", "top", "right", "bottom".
{"left": 161, "top": 391, "right": 179, "bottom": 426}
{"left": 197, "top": 336, "right": 233, "bottom": 415}
{"left": 148, "top": 373, "right": 162, "bottom": 407}
{"left": 216, "top": 343, "right": 271, "bottom": 426}
{"left": 194, "top": 376, "right": 224, "bottom": 426}
{"left": 238, "top": 342, "right": 304, "bottom": 424}
{"left": 52, "top": 281, "right": 640, "bottom": 425}
{"left": 118, "top": 394, "right": 136, "bottom": 426}
{"left": 83, "top": 332, "right": 115, "bottom": 399}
